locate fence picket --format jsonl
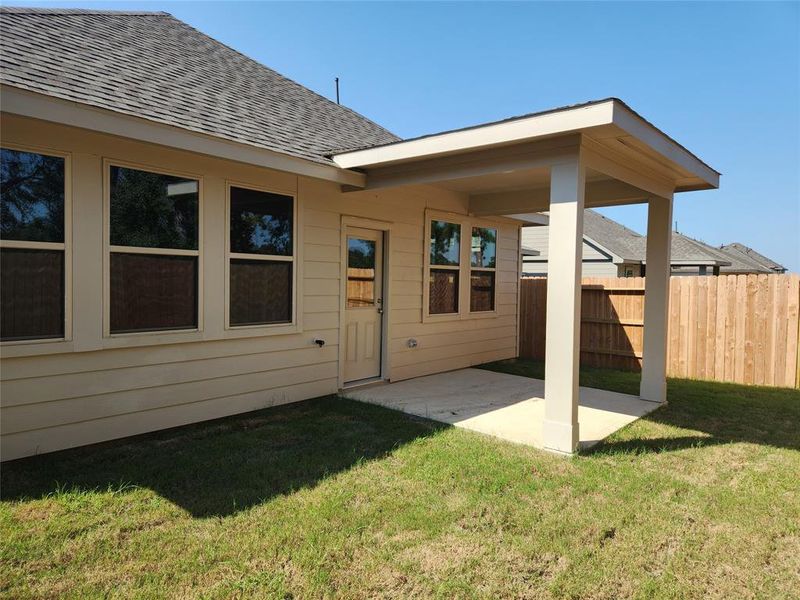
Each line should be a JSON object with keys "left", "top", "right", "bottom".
{"left": 518, "top": 274, "right": 800, "bottom": 388}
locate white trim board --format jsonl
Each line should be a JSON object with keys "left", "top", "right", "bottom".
{"left": 1, "top": 84, "right": 366, "bottom": 188}
{"left": 333, "top": 99, "right": 719, "bottom": 191}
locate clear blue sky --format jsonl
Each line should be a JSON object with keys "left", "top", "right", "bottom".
{"left": 8, "top": 1, "right": 800, "bottom": 271}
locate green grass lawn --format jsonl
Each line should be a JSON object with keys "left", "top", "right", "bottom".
{"left": 2, "top": 360, "right": 799, "bottom": 599}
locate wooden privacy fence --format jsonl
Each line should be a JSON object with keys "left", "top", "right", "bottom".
{"left": 519, "top": 274, "right": 800, "bottom": 388}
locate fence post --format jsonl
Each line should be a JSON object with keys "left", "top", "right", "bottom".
{"left": 796, "top": 284, "right": 800, "bottom": 389}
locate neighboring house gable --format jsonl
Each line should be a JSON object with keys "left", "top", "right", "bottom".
{"left": 522, "top": 210, "right": 644, "bottom": 277}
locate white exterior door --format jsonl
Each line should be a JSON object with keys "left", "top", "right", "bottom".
{"left": 344, "top": 228, "right": 384, "bottom": 384}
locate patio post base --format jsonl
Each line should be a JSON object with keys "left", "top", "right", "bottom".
{"left": 542, "top": 419, "right": 579, "bottom": 456}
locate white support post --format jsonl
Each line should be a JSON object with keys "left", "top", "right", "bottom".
{"left": 640, "top": 195, "right": 674, "bottom": 402}
{"left": 543, "top": 157, "right": 585, "bottom": 455}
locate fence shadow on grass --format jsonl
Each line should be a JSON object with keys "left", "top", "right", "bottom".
{"left": 482, "top": 358, "right": 800, "bottom": 454}
{"left": 588, "top": 376, "right": 800, "bottom": 455}
{"left": 0, "top": 397, "right": 449, "bottom": 518}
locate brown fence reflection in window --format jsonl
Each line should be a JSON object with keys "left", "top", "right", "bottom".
{"left": 110, "top": 253, "right": 197, "bottom": 333}
{"left": 230, "top": 259, "right": 292, "bottom": 326}
{"left": 470, "top": 271, "right": 495, "bottom": 312}
{"left": 0, "top": 248, "right": 64, "bottom": 341}
{"left": 429, "top": 269, "right": 459, "bottom": 314}
{"left": 347, "top": 267, "right": 375, "bottom": 307}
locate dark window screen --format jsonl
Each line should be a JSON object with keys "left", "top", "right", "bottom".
{"left": 1, "top": 248, "right": 64, "bottom": 341}
{"left": 110, "top": 253, "right": 197, "bottom": 333}
{"left": 429, "top": 269, "right": 459, "bottom": 315}
{"left": 230, "top": 259, "right": 292, "bottom": 326}
{"left": 470, "top": 271, "right": 495, "bottom": 312}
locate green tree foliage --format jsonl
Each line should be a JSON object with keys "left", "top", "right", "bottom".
{"left": 348, "top": 239, "right": 375, "bottom": 268}
{"left": 430, "top": 220, "right": 460, "bottom": 265}
{"left": 0, "top": 149, "right": 64, "bottom": 243}
{"left": 109, "top": 167, "right": 198, "bottom": 250}
{"left": 229, "top": 188, "right": 292, "bottom": 256}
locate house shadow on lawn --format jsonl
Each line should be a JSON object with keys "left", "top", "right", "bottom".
{"left": 0, "top": 397, "right": 449, "bottom": 518}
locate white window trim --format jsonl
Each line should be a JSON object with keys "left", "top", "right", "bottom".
{"left": 423, "top": 209, "right": 500, "bottom": 323}
{"left": 103, "top": 158, "right": 204, "bottom": 338}
{"left": 0, "top": 142, "right": 73, "bottom": 346}
{"left": 224, "top": 180, "right": 301, "bottom": 335}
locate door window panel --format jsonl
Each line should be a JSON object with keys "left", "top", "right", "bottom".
{"left": 347, "top": 238, "right": 376, "bottom": 308}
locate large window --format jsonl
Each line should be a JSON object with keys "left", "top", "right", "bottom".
{"left": 108, "top": 165, "right": 199, "bottom": 334}
{"left": 425, "top": 214, "right": 501, "bottom": 320}
{"left": 1, "top": 147, "right": 67, "bottom": 341}
{"left": 428, "top": 220, "right": 461, "bottom": 315}
{"left": 228, "top": 185, "right": 294, "bottom": 327}
{"left": 470, "top": 227, "right": 497, "bottom": 312}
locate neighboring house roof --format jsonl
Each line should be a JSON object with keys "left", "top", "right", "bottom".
{"left": 0, "top": 7, "right": 399, "bottom": 165}
{"left": 523, "top": 210, "right": 733, "bottom": 267}
{"left": 628, "top": 232, "right": 730, "bottom": 266}
{"left": 581, "top": 209, "right": 643, "bottom": 262}
{"left": 718, "top": 243, "right": 786, "bottom": 273}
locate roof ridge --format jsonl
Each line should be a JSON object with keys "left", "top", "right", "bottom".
{"left": 0, "top": 7, "right": 169, "bottom": 15}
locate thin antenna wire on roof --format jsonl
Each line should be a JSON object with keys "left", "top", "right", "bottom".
{"left": 335, "top": 77, "right": 340, "bottom": 104}
{"left": 675, "top": 220, "right": 678, "bottom": 233}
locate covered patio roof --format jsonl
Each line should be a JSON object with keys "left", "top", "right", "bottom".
{"left": 336, "top": 98, "right": 719, "bottom": 456}
{"left": 332, "top": 98, "right": 719, "bottom": 210}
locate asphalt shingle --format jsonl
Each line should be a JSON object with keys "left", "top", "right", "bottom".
{"left": 582, "top": 209, "right": 643, "bottom": 261}
{"left": 0, "top": 7, "right": 400, "bottom": 165}
{"left": 718, "top": 243, "right": 786, "bottom": 273}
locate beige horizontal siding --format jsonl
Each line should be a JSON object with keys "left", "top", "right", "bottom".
{"left": 3, "top": 362, "right": 339, "bottom": 435}
{"left": 3, "top": 345, "right": 339, "bottom": 408}
{"left": 0, "top": 328, "right": 339, "bottom": 381}
{"left": 2, "top": 378, "right": 336, "bottom": 460}
{"left": 0, "top": 114, "right": 520, "bottom": 460}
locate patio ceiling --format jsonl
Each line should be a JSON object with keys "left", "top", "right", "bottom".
{"left": 332, "top": 98, "right": 720, "bottom": 216}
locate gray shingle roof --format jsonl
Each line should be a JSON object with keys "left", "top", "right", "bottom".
{"left": 526, "top": 212, "right": 785, "bottom": 273}
{"left": 0, "top": 7, "right": 400, "bottom": 165}
{"left": 627, "top": 232, "right": 730, "bottom": 265}
{"left": 582, "top": 209, "right": 643, "bottom": 261}
{"left": 719, "top": 243, "right": 786, "bottom": 273}
{"left": 583, "top": 210, "right": 731, "bottom": 265}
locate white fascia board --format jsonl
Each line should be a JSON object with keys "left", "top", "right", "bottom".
{"left": 333, "top": 101, "right": 615, "bottom": 169}
{"left": 1, "top": 85, "right": 365, "bottom": 187}
{"left": 509, "top": 213, "right": 550, "bottom": 225}
{"left": 611, "top": 102, "right": 720, "bottom": 189}
{"left": 650, "top": 259, "right": 732, "bottom": 266}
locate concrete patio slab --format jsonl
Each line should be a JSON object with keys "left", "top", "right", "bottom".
{"left": 342, "top": 368, "right": 661, "bottom": 449}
